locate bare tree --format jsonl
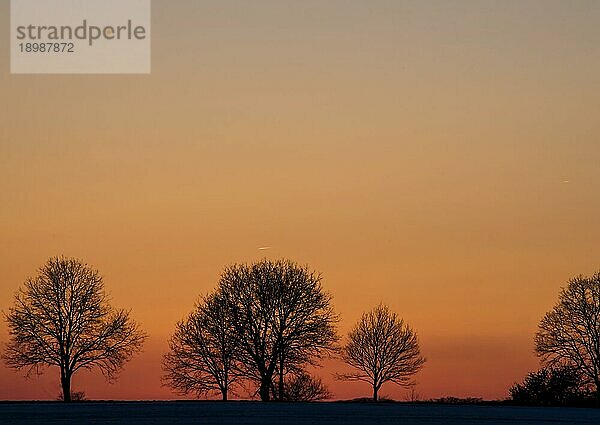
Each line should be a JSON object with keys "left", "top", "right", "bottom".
{"left": 338, "top": 304, "right": 425, "bottom": 401}
{"left": 281, "top": 371, "right": 332, "bottom": 401}
{"left": 2, "top": 257, "right": 146, "bottom": 402}
{"left": 535, "top": 273, "right": 600, "bottom": 401}
{"left": 217, "top": 259, "right": 339, "bottom": 401}
{"left": 163, "top": 293, "right": 239, "bottom": 400}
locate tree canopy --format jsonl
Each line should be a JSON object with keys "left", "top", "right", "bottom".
{"left": 339, "top": 304, "right": 425, "bottom": 401}
{"left": 163, "top": 293, "right": 239, "bottom": 400}
{"left": 216, "top": 259, "right": 339, "bottom": 401}
{"left": 3, "top": 257, "right": 146, "bottom": 402}
{"left": 535, "top": 273, "right": 600, "bottom": 401}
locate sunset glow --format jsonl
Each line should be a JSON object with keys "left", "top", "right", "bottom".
{"left": 1, "top": 1, "right": 600, "bottom": 402}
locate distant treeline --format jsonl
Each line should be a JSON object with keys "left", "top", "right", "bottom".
{"left": 3, "top": 257, "right": 600, "bottom": 406}
{"left": 2, "top": 257, "right": 424, "bottom": 402}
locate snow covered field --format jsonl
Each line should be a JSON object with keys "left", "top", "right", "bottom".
{"left": 2, "top": 402, "right": 600, "bottom": 425}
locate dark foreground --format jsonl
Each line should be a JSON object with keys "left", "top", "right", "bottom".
{"left": 2, "top": 402, "right": 600, "bottom": 425}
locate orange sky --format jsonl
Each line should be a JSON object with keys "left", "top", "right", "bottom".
{"left": 1, "top": 0, "right": 600, "bottom": 401}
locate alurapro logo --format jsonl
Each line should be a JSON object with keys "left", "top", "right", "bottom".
{"left": 11, "top": 0, "right": 151, "bottom": 74}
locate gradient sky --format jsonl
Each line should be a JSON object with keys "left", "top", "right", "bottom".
{"left": 1, "top": 0, "right": 600, "bottom": 401}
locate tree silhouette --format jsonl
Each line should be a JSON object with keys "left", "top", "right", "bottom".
{"left": 281, "top": 370, "right": 332, "bottom": 401}
{"left": 338, "top": 304, "right": 425, "bottom": 401}
{"left": 2, "top": 257, "right": 146, "bottom": 402}
{"left": 163, "top": 293, "right": 239, "bottom": 400}
{"left": 510, "top": 365, "right": 592, "bottom": 406}
{"left": 217, "top": 259, "right": 339, "bottom": 401}
{"left": 535, "top": 273, "right": 600, "bottom": 401}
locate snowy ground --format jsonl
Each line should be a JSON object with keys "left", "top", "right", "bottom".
{"left": 2, "top": 402, "right": 600, "bottom": 424}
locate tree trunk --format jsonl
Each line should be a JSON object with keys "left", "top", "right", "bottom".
{"left": 278, "top": 361, "right": 284, "bottom": 401}
{"left": 61, "top": 373, "right": 71, "bottom": 403}
{"left": 373, "top": 385, "right": 378, "bottom": 402}
{"left": 259, "top": 379, "right": 271, "bottom": 401}
{"left": 222, "top": 368, "right": 228, "bottom": 401}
